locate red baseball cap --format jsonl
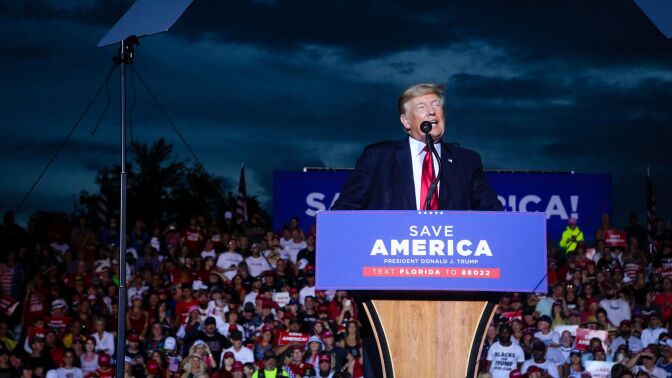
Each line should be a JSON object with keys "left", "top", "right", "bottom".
{"left": 232, "top": 361, "right": 244, "bottom": 372}
{"left": 509, "top": 370, "right": 524, "bottom": 378}
{"left": 99, "top": 353, "right": 111, "bottom": 367}
{"left": 146, "top": 359, "right": 160, "bottom": 374}
{"left": 319, "top": 354, "right": 331, "bottom": 363}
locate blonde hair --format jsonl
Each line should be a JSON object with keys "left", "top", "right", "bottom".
{"left": 180, "top": 354, "right": 207, "bottom": 377}
{"left": 397, "top": 83, "right": 445, "bottom": 115}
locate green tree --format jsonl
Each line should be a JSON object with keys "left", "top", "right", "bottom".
{"left": 77, "top": 138, "right": 268, "bottom": 228}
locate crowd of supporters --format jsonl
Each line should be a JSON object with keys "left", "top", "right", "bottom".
{"left": 480, "top": 213, "right": 672, "bottom": 378}
{"left": 0, "top": 207, "right": 671, "bottom": 378}
{"left": 0, "top": 210, "right": 363, "bottom": 378}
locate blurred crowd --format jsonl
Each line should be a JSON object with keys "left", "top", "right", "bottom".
{"left": 480, "top": 213, "right": 672, "bottom": 378}
{"left": 0, "top": 210, "right": 363, "bottom": 378}
{"left": 1, "top": 207, "right": 671, "bottom": 378}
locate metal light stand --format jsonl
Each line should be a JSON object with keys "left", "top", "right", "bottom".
{"left": 114, "top": 35, "right": 138, "bottom": 378}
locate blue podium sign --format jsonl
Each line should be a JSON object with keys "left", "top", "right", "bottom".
{"left": 316, "top": 210, "right": 547, "bottom": 292}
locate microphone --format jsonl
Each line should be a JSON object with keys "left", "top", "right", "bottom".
{"left": 421, "top": 121, "right": 442, "bottom": 210}
{"left": 420, "top": 121, "right": 433, "bottom": 134}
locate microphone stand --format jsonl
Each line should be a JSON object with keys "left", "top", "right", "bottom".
{"left": 423, "top": 124, "right": 442, "bottom": 211}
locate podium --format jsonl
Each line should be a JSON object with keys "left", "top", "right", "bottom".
{"left": 316, "top": 211, "right": 547, "bottom": 377}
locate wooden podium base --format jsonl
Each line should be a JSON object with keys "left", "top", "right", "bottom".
{"left": 362, "top": 299, "right": 497, "bottom": 378}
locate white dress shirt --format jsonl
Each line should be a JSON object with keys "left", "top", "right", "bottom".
{"left": 409, "top": 136, "right": 441, "bottom": 210}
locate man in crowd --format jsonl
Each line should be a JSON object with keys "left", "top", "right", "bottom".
{"left": 560, "top": 217, "right": 584, "bottom": 254}
{"left": 485, "top": 323, "right": 525, "bottom": 378}
{"left": 217, "top": 240, "right": 243, "bottom": 281}
{"left": 251, "top": 352, "right": 288, "bottom": 378}
{"left": 600, "top": 282, "right": 631, "bottom": 326}
{"left": 222, "top": 330, "right": 254, "bottom": 365}
{"left": 521, "top": 340, "right": 560, "bottom": 378}
{"left": 641, "top": 314, "right": 666, "bottom": 348}
{"left": 196, "top": 316, "right": 231, "bottom": 368}
{"left": 317, "top": 353, "right": 334, "bottom": 378}
{"left": 246, "top": 243, "right": 272, "bottom": 278}
{"left": 627, "top": 348, "right": 668, "bottom": 378}
{"left": 611, "top": 320, "right": 644, "bottom": 358}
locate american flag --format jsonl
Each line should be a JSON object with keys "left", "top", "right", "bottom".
{"left": 96, "top": 166, "right": 109, "bottom": 224}
{"left": 646, "top": 167, "right": 657, "bottom": 250}
{"left": 237, "top": 163, "right": 248, "bottom": 222}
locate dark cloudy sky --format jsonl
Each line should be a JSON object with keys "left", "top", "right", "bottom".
{"left": 1, "top": 0, "right": 671, "bottom": 227}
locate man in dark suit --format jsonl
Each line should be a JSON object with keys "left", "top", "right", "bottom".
{"left": 332, "top": 83, "right": 502, "bottom": 211}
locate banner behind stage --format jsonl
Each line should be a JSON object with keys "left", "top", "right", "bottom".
{"left": 273, "top": 171, "right": 611, "bottom": 241}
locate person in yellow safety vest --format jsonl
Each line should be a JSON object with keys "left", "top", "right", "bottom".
{"left": 560, "top": 217, "right": 584, "bottom": 254}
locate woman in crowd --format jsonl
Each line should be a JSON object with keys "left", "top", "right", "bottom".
{"left": 180, "top": 354, "right": 208, "bottom": 378}
{"left": 552, "top": 302, "right": 567, "bottom": 327}
{"left": 187, "top": 340, "right": 216, "bottom": 373}
{"left": 344, "top": 321, "right": 362, "bottom": 360}
{"left": 564, "top": 349, "right": 584, "bottom": 377}
{"left": 80, "top": 338, "right": 98, "bottom": 374}
{"left": 145, "top": 322, "right": 165, "bottom": 355}
{"left": 595, "top": 308, "right": 611, "bottom": 330}
{"left": 304, "top": 335, "right": 324, "bottom": 367}
{"left": 253, "top": 325, "right": 274, "bottom": 362}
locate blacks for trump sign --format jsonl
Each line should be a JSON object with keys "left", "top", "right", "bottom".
{"left": 316, "top": 210, "right": 547, "bottom": 292}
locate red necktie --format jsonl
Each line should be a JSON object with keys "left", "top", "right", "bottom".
{"left": 421, "top": 146, "right": 438, "bottom": 210}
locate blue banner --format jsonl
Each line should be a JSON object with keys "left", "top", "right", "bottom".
{"left": 273, "top": 171, "right": 611, "bottom": 241}
{"left": 316, "top": 210, "right": 547, "bottom": 292}
{"left": 488, "top": 172, "right": 611, "bottom": 242}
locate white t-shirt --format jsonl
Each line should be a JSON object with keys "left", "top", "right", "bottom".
{"left": 299, "top": 285, "right": 316, "bottom": 305}
{"left": 559, "top": 345, "right": 573, "bottom": 363}
{"left": 216, "top": 251, "right": 244, "bottom": 280}
{"left": 55, "top": 367, "right": 84, "bottom": 378}
{"left": 599, "top": 298, "right": 631, "bottom": 326}
{"left": 201, "top": 249, "right": 216, "bottom": 260}
{"left": 246, "top": 255, "right": 272, "bottom": 278}
{"left": 534, "top": 330, "right": 560, "bottom": 347}
{"left": 279, "top": 237, "right": 292, "bottom": 248}
{"left": 221, "top": 346, "right": 254, "bottom": 365}
{"left": 91, "top": 331, "right": 115, "bottom": 358}
{"left": 127, "top": 285, "right": 148, "bottom": 305}
{"left": 244, "top": 291, "right": 260, "bottom": 307}
{"left": 283, "top": 240, "right": 307, "bottom": 264}
{"left": 641, "top": 327, "right": 667, "bottom": 348}
{"left": 521, "top": 359, "right": 560, "bottom": 378}
{"left": 487, "top": 341, "right": 525, "bottom": 378}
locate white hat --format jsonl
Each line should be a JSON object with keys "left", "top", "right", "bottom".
{"left": 51, "top": 299, "right": 67, "bottom": 310}
{"left": 192, "top": 280, "right": 208, "bottom": 291}
{"left": 164, "top": 336, "right": 176, "bottom": 351}
{"left": 225, "top": 211, "right": 233, "bottom": 219}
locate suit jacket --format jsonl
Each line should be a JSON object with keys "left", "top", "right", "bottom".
{"left": 331, "top": 139, "right": 503, "bottom": 211}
